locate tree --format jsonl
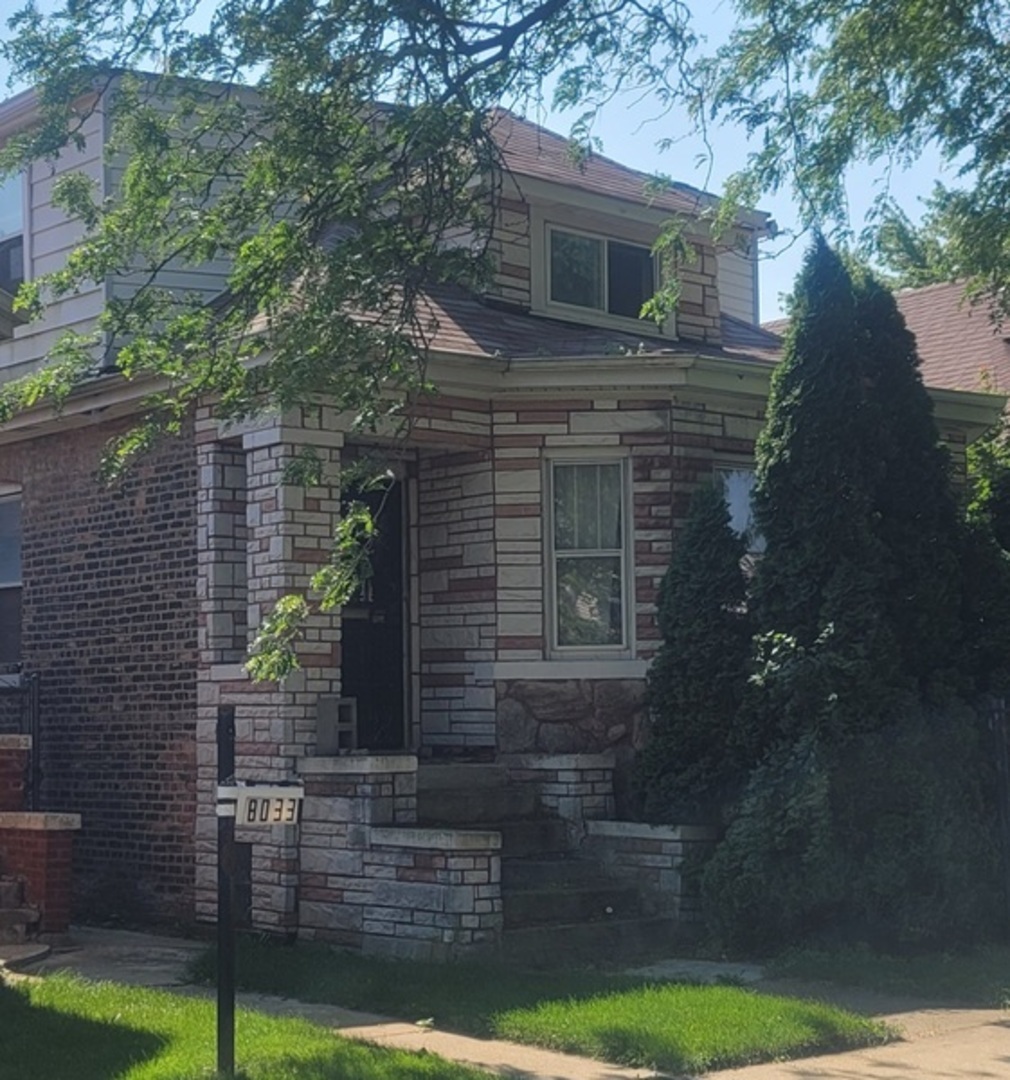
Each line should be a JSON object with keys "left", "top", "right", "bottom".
{"left": 700, "top": 238, "right": 1004, "bottom": 951}
{"left": 0, "top": 0, "right": 698, "bottom": 674}
{"left": 713, "top": 0, "right": 1010, "bottom": 310}
{"left": 635, "top": 482, "right": 751, "bottom": 823}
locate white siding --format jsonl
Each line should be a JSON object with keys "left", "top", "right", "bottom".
{"left": 717, "top": 246, "right": 759, "bottom": 325}
{"left": 0, "top": 101, "right": 106, "bottom": 379}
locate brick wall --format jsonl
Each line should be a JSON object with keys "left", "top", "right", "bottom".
{"left": 0, "top": 812, "right": 82, "bottom": 932}
{"left": 0, "top": 737, "right": 28, "bottom": 812}
{"left": 0, "top": 418, "right": 198, "bottom": 922}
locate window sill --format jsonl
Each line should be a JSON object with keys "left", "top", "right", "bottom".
{"left": 475, "top": 658, "right": 648, "bottom": 681}
{"left": 531, "top": 302, "right": 674, "bottom": 341}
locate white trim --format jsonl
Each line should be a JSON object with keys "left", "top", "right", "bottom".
{"left": 543, "top": 451, "right": 635, "bottom": 659}
{"left": 477, "top": 658, "right": 648, "bottom": 681}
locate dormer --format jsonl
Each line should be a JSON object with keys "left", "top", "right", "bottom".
{"left": 486, "top": 111, "right": 771, "bottom": 345}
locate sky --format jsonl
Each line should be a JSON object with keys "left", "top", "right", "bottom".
{"left": 1, "top": 0, "right": 953, "bottom": 320}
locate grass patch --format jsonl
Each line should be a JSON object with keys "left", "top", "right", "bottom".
{"left": 190, "top": 938, "right": 890, "bottom": 1074}
{"left": 770, "top": 945, "right": 1010, "bottom": 1007}
{"left": 0, "top": 973, "right": 489, "bottom": 1080}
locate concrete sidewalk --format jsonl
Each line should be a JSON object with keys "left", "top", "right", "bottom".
{"left": 3, "top": 927, "right": 1008, "bottom": 1079}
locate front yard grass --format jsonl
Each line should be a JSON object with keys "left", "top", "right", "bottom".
{"left": 190, "top": 938, "right": 890, "bottom": 1074}
{"left": 770, "top": 944, "right": 1010, "bottom": 1007}
{"left": 0, "top": 973, "right": 489, "bottom": 1080}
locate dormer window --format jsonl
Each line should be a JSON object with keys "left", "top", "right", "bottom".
{"left": 548, "top": 226, "right": 654, "bottom": 320}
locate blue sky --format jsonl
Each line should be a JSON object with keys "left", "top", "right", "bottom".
{"left": 2, "top": 0, "right": 951, "bottom": 320}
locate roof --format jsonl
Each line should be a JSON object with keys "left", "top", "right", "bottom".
{"left": 894, "top": 281, "right": 1010, "bottom": 394}
{"left": 761, "top": 281, "right": 1010, "bottom": 395}
{"left": 489, "top": 111, "right": 770, "bottom": 230}
{"left": 416, "top": 284, "right": 776, "bottom": 366}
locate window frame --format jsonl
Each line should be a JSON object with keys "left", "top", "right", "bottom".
{"left": 714, "top": 463, "right": 765, "bottom": 556}
{"left": 545, "top": 223, "right": 656, "bottom": 326}
{"left": 0, "top": 488, "right": 23, "bottom": 666}
{"left": 0, "top": 172, "right": 27, "bottom": 298}
{"left": 544, "top": 454, "right": 634, "bottom": 658}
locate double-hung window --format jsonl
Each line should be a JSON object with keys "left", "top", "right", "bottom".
{"left": 0, "top": 174, "right": 24, "bottom": 297}
{"left": 549, "top": 460, "right": 629, "bottom": 651}
{"left": 548, "top": 226, "right": 654, "bottom": 321}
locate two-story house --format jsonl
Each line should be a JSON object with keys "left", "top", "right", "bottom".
{"left": 0, "top": 79, "right": 1000, "bottom": 958}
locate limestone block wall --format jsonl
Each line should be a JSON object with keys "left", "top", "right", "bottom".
{"left": 417, "top": 449, "right": 497, "bottom": 750}
{"left": 581, "top": 820, "right": 717, "bottom": 921}
{"left": 502, "top": 752, "right": 616, "bottom": 822}
{"left": 298, "top": 756, "right": 502, "bottom": 960}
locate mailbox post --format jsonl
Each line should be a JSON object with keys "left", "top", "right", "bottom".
{"left": 215, "top": 705, "right": 304, "bottom": 1078}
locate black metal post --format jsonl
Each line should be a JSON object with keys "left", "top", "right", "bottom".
{"left": 217, "top": 705, "right": 236, "bottom": 1079}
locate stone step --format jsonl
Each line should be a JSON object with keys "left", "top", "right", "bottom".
{"left": 0, "top": 906, "right": 40, "bottom": 945}
{"left": 498, "top": 817, "right": 569, "bottom": 858}
{"left": 417, "top": 784, "right": 538, "bottom": 825}
{"left": 501, "top": 856, "right": 607, "bottom": 891}
{"left": 504, "top": 882, "right": 642, "bottom": 929}
{"left": 501, "top": 916, "right": 701, "bottom": 968}
{"left": 416, "top": 764, "right": 509, "bottom": 791}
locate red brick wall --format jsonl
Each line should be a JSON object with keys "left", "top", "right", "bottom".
{"left": 0, "top": 827, "right": 74, "bottom": 932}
{"left": 0, "top": 748, "right": 27, "bottom": 812}
{"left": 0, "top": 418, "right": 198, "bottom": 923}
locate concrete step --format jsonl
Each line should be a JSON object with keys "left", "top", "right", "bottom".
{"left": 0, "top": 906, "right": 40, "bottom": 945}
{"left": 498, "top": 818, "right": 569, "bottom": 858}
{"left": 417, "top": 785, "right": 538, "bottom": 825}
{"left": 417, "top": 764, "right": 509, "bottom": 791}
{"left": 501, "top": 857, "right": 608, "bottom": 890}
{"left": 504, "top": 882, "right": 642, "bottom": 929}
{"left": 501, "top": 916, "right": 701, "bottom": 968}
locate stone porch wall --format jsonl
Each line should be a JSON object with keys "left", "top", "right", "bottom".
{"left": 298, "top": 755, "right": 502, "bottom": 959}
{"left": 581, "top": 820, "right": 717, "bottom": 921}
{"left": 501, "top": 752, "right": 616, "bottom": 823}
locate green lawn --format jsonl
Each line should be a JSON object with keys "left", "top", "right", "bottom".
{"left": 0, "top": 974, "right": 489, "bottom": 1080}
{"left": 770, "top": 945, "right": 1010, "bottom": 1007}
{"left": 190, "top": 939, "right": 890, "bottom": 1074}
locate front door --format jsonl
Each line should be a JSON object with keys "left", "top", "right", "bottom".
{"left": 340, "top": 479, "right": 407, "bottom": 750}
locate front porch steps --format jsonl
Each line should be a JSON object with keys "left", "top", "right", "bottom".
{"left": 417, "top": 763, "right": 678, "bottom": 963}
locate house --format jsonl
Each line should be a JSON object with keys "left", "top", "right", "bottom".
{"left": 0, "top": 79, "right": 1001, "bottom": 957}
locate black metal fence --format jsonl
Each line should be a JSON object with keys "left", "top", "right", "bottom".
{"left": 0, "top": 665, "right": 40, "bottom": 810}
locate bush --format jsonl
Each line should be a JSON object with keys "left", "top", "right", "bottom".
{"left": 635, "top": 483, "right": 750, "bottom": 822}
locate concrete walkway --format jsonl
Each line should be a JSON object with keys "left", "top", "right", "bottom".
{"left": 2, "top": 927, "right": 1008, "bottom": 1079}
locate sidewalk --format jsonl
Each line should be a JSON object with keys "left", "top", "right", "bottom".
{"left": 3, "top": 927, "right": 1008, "bottom": 1079}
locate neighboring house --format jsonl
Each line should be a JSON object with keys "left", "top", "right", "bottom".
{"left": 0, "top": 81, "right": 1001, "bottom": 955}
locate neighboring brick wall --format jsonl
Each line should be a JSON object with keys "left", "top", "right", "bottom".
{"left": 0, "top": 812, "right": 82, "bottom": 932}
{"left": 581, "top": 820, "right": 717, "bottom": 921}
{"left": 0, "top": 418, "right": 198, "bottom": 923}
{"left": 298, "top": 756, "right": 502, "bottom": 959}
{"left": 0, "top": 737, "right": 29, "bottom": 812}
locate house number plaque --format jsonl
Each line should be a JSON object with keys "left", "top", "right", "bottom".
{"left": 216, "top": 782, "right": 305, "bottom": 826}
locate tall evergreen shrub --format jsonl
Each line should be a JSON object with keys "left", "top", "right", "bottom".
{"left": 636, "top": 483, "right": 751, "bottom": 822}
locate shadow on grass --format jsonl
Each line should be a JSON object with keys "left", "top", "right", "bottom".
{"left": 0, "top": 980, "right": 166, "bottom": 1080}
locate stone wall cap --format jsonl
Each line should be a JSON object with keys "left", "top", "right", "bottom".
{"left": 0, "top": 735, "right": 31, "bottom": 750}
{"left": 298, "top": 754, "right": 418, "bottom": 776}
{"left": 370, "top": 826, "right": 502, "bottom": 851}
{"left": 502, "top": 752, "right": 616, "bottom": 770}
{"left": 0, "top": 812, "right": 82, "bottom": 831}
{"left": 586, "top": 820, "right": 718, "bottom": 841}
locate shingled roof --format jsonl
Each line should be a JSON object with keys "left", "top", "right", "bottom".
{"left": 761, "top": 281, "right": 1010, "bottom": 394}
{"left": 489, "top": 110, "right": 733, "bottom": 222}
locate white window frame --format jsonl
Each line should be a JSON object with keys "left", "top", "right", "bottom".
{"left": 0, "top": 172, "right": 27, "bottom": 297}
{"left": 545, "top": 454, "right": 634, "bottom": 658}
{"left": 544, "top": 223, "right": 656, "bottom": 326}
{"left": 714, "top": 463, "right": 764, "bottom": 556}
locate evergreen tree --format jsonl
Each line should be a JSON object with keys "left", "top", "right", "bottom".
{"left": 636, "top": 482, "right": 751, "bottom": 823}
